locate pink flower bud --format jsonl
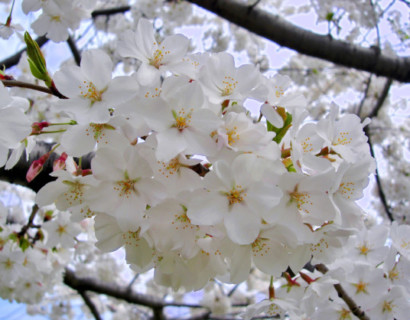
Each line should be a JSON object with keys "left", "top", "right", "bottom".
{"left": 26, "top": 153, "right": 49, "bottom": 182}
{"left": 53, "top": 152, "right": 67, "bottom": 172}
{"left": 31, "top": 121, "right": 50, "bottom": 135}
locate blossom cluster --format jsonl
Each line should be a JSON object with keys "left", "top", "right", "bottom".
{"left": 1, "top": 13, "right": 409, "bottom": 319}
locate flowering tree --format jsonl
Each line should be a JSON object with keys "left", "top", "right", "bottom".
{"left": 0, "top": 0, "right": 409, "bottom": 319}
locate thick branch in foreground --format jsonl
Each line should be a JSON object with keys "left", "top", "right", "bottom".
{"left": 187, "top": 0, "right": 410, "bottom": 82}
{"left": 315, "top": 264, "right": 370, "bottom": 320}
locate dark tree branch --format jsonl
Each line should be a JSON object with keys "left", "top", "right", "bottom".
{"left": 91, "top": 5, "right": 131, "bottom": 18}
{"left": 0, "top": 141, "right": 209, "bottom": 192}
{"left": 67, "top": 35, "right": 82, "bottom": 66}
{"left": 365, "top": 125, "right": 395, "bottom": 222}
{"left": 0, "top": 36, "right": 48, "bottom": 70}
{"left": 356, "top": 74, "right": 372, "bottom": 118}
{"left": 78, "top": 290, "right": 103, "bottom": 320}
{"left": 2, "top": 79, "right": 55, "bottom": 96}
{"left": 363, "top": 77, "right": 395, "bottom": 222}
{"left": 186, "top": 0, "right": 410, "bottom": 82}
{"left": 315, "top": 264, "right": 370, "bottom": 320}
{"left": 0, "top": 142, "right": 93, "bottom": 192}
{"left": 4, "top": 2, "right": 408, "bottom": 82}
{"left": 63, "top": 269, "right": 207, "bottom": 310}
{"left": 367, "top": 78, "right": 394, "bottom": 118}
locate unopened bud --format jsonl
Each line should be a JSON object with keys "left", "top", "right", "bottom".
{"left": 26, "top": 153, "right": 49, "bottom": 182}
{"left": 53, "top": 152, "right": 67, "bottom": 171}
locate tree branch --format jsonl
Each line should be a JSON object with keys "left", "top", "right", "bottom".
{"left": 91, "top": 5, "right": 131, "bottom": 18}
{"left": 78, "top": 290, "right": 103, "bottom": 320}
{"left": 0, "top": 36, "right": 48, "bottom": 70}
{"left": 67, "top": 35, "right": 82, "bottom": 66}
{"left": 2, "top": 79, "right": 55, "bottom": 96}
{"left": 186, "top": 0, "right": 410, "bottom": 82}
{"left": 315, "top": 264, "right": 370, "bottom": 320}
{"left": 367, "top": 78, "right": 393, "bottom": 118}
{"left": 63, "top": 269, "right": 206, "bottom": 310}
{"left": 364, "top": 77, "right": 395, "bottom": 222}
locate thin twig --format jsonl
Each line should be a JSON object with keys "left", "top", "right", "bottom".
{"left": 364, "top": 77, "right": 394, "bottom": 221}
{"left": 357, "top": 74, "right": 372, "bottom": 118}
{"left": 67, "top": 35, "right": 82, "bottom": 66}
{"left": 315, "top": 264, "right": 370, "bottom": 320}
{"left": 126, "top": 273, "right": 140, "bottom": 293}
{"left": 365, "top": 126, "right": 394, "bottom": 222}
{"left": 367, "top": 78, "right": 393, "bottom": 118}
{"left": 18, "top": 204, "right": 39, "bottom": 238}
{"left": 1, "top": 79, "right": 67, "bottom": 98}
{"left": 78, "top": 290, "right": 103, "bottom": 320}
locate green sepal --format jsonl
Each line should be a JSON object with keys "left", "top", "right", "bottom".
{"left": 19, "top": 237, "right": 30, "bottom": 252}
{"left": 24, "top": 31, "right": 52, "bottom": 87}
{"left": 267, "top": 111, "right": 293, "bottom": 144}
{"left": 8, "top": 233, "right": 18, "bottom": 242}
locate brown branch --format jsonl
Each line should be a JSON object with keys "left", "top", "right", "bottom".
{"left": 78, "top": 290, "right": 103, "bottom": 320}
{"left": 91, "top": 5, "right": 131, "bottom": 18}
{"left": 367, "top": 78, "right": 393, "bottom": 118}
{"left": 186, "top": 0, "right": 410, "bottom": 82}
{"left": 0, "top": 141, "right": 87, "bottom": 193}
{"left": 315, "top": 264, "right": 370, "bottom": 320}
{"left": 363, "top": 77, "right": 394, "bottom": 222}
{"left": 0, "top": 36, "right": 49, "bottom": 70}
{"left": 17, "top": 204, "right": 39, "bottom": 237}
{"left": 67, "top": 35, "right": 82, "bottom": 66}
{"left": 356, "top": 74, "right": 372, "bottom": 118}
{"left": 63, "top": 268, "right": 207, "bottom": 310}
{"left": 364, "top": 126, "right": 394, "bottom": 222}
{"left": 2, "top": 79, "right": 55, "bottom": 96}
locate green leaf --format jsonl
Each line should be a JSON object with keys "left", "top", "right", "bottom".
{"left": 27, "top": 59, "right": 47, "bottom": 81}
{"left": 24, "top": 31, "right": 52, "bottom": 85}
{"left": 326, "top": 12, "right": 334, "bottom": 22}
{"left": 19, "top": 238, "right": 30, "bottom": 252}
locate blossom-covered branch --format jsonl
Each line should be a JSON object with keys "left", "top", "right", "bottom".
{"left": 315, "top": 264, "right": 370, "bottom": 320}
{"left": 187, "top": 0, "right": 410, "bottom": 82}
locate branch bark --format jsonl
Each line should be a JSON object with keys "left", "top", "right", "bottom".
{"left": 187, "top": 0, "right": 410, "bottom": 82}
{"left": 363, "top": 78, "right": 395, "bottom": 222}
{"left": 315, "top": 264, "right": 370, "bottom": 320}
{"left": 63, "top": 269, "right": 207, "bottom": 314}
{"left": 78, "top": 290, "right": 103, "bottom": 320}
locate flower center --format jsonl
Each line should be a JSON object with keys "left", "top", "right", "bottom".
{"left": 358, "top": 244, "right": 370, "bottom": 256}
{"left": 220, "top": 76, "right": 238, "bottom": 96}
{"left": 339, "top": 181, "right": 355, "bottom": 199}
{"left": 251, "top": 237, "right": 269, "bottom": 256}
{"left": 149, "top": 45, "right": 170, "bottom": 69}
{"left": 172, "top": 108, "right": 193, "bottom": 131}
{"left": 226, "top": 185, "right": 246, "bottom": 205}
{"left": 157, "top": 157, "right": 182, "bottom": 178}
{"left": 290, "top": 189, "right": 313, "bottom": 214}
{"left": 337, "top": 308, "right": 352, "bottom": 319}
{"left": 62, "top": 180, "right": 85, "bottom": 206}
{"left": 382, "top": 300, "right": 394, "bottom": 313}
{"left": 79, "top": 81, "right": 102, "bottom": 102}
{"left": 353, "top": 280, "right": 368, "bottom": 294}
{"left": 226, "top": 126, "right": 239, "bottom": 146}
{"left": 114, "top": 174, "right": 140, "bottom": 198}
{"left": 334, "top": 131, "right": 352, "bottom": 146}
